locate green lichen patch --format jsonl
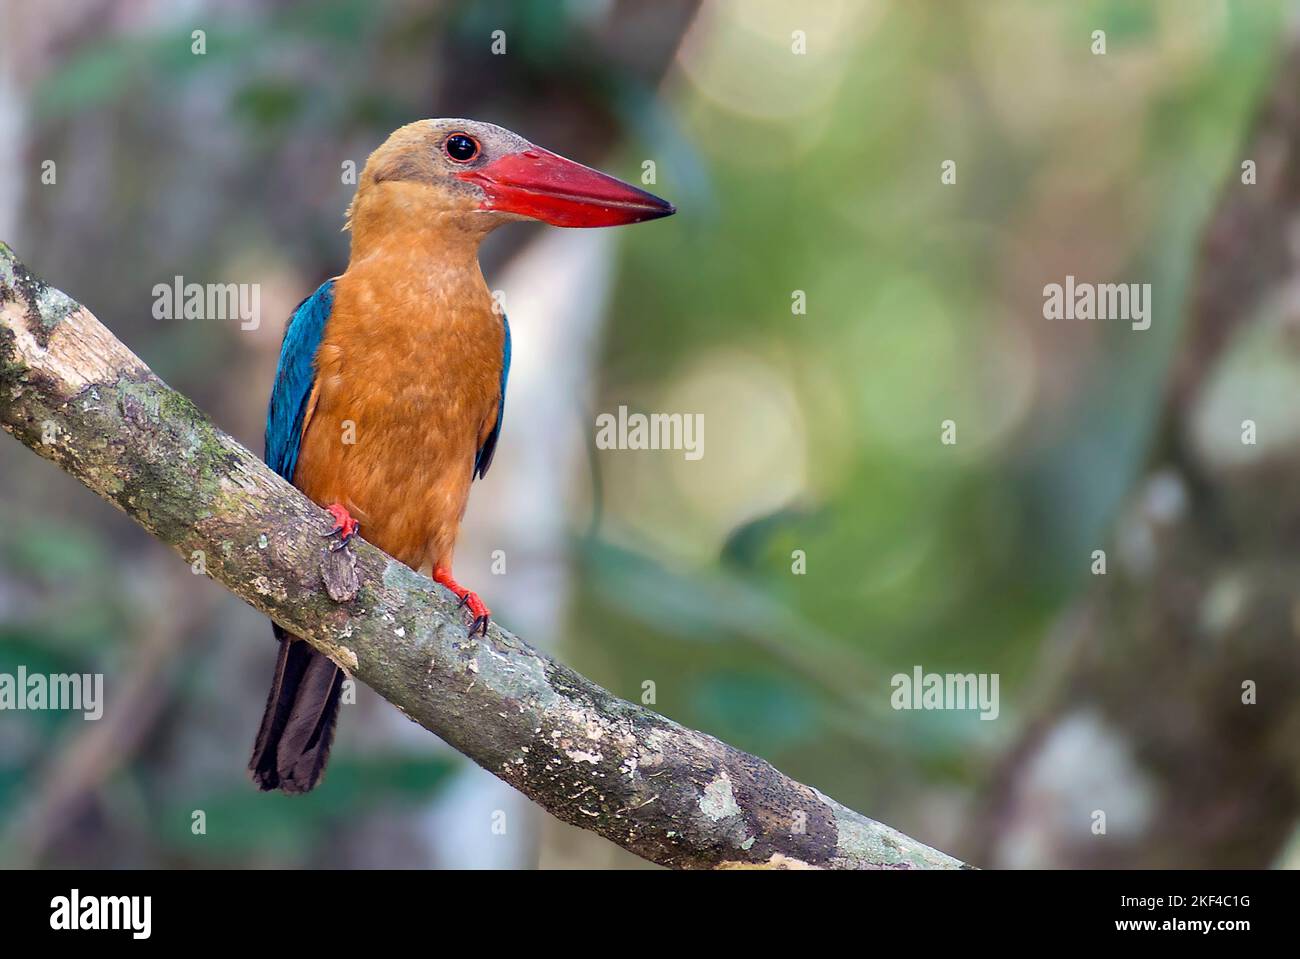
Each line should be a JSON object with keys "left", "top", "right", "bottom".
{"left": 0, "top": 247, "right": 74, "bottom": 348}
{"left": 0, "top": 323, "right": 20, "bottom": 386}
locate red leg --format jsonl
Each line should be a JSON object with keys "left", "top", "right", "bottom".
{"left": 322, "top": 503, "right": 360, "bottom": 550}
{"left": 433, "top": 566, "right": 491, "bottom": 636}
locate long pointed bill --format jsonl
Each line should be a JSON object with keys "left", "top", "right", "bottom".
{"left": 457, "top": 147, "right": 675, "bottom": 227}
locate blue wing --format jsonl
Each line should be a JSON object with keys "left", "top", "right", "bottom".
{"left": 473, "top": 312, "right": 511, "bottom": 479}
{"left": 265, "top": 279, "right": 335, "bottom": 482}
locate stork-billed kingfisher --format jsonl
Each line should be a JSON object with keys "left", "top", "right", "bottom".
{"left": 251, "top": 119, "right": 674, "bottom": 793}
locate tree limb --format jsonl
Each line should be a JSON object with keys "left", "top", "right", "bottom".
{"left": 0, "top": 243, "right": 966, "bottom": 870}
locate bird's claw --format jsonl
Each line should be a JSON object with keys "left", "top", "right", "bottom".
{"left": 458, "top": 593, "right": 490, "bottom": 635}
{"left": 459, "top": 592, "right": 491, "bottom": 636}
{"left": 322, "top": 503, "right": 360, "bottom": 551}
{"left": 433, "top": 566, "right": 491, "bottom": 637}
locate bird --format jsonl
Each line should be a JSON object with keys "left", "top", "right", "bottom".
{"left": 249, "top": 119, "right": 674, "bottom": 793}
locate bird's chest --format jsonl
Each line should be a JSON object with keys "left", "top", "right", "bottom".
{"left": 292, "top": 277, "right": 504, "bottom": 564}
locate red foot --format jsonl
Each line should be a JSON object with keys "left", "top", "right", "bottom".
{"left": 433, "top": 567, "right": 491, "bottom": 636}
{"left": 322, "top": 503, "right": 360, "bottom": 551}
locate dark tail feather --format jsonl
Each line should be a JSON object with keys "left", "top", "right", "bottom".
{"left": 250, "top": 626, "right": 345, "bottom": 794}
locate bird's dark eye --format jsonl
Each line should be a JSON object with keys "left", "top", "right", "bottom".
{"left": 444, "top": 133, "right": 480, "bottom": 163}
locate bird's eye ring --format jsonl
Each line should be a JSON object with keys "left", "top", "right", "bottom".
{"left": 444, "top": 133, "right": 480, "bottom": 163}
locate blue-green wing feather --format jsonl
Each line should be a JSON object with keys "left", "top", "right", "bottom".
{"left": 474, "top": 312, "right": 511, "bottom": 479}
{"left": 266, "top": 280, "right": 335, "bottom": 481}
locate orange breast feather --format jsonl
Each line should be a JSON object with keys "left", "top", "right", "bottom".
{"left": 291, "top": 246, "right": 504, "bottom": 571}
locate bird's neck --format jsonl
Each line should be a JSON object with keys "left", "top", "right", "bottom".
{"left": 345, "top": 215, "right": 494, "bottom": 309}
{"left": 350, "top": 214, "right": 485, "bottom": 272}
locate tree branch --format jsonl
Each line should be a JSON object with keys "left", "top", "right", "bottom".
{"left": 0, "top": 243, "right": 966, "bottom": 870}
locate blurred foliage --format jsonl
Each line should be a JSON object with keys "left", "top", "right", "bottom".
{"left": 0, "top": 0, "right": 1295, "bottom": 867}
{"left": 153, "top": 754, "right": 457, "bottom": 864}
{"left": 575, "top": 0, "right": 1290, "bottom": 822}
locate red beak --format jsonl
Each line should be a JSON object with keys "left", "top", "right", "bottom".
{"left": 457, "top": 147, "right": 675, "bottom": 227}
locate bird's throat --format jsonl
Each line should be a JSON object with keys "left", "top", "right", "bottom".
{"left": 345, "top": 221, "right": 495, "bottom": 321}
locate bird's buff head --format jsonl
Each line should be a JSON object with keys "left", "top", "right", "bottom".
{"left": 346, "top": 118, "right": 674, "bottom": 242}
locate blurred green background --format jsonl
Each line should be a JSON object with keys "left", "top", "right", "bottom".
{"left": 0, "top": 0, "right": 1293, "bottom": 868}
